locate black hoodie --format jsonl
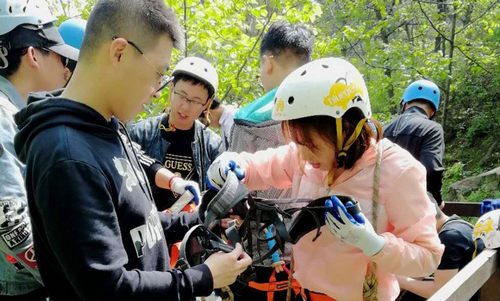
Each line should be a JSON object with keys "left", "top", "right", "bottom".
{"left": 14, "top": 92, "right": 212, "bottom": 300}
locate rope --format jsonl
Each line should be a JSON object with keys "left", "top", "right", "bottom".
{"left": 286, "top": 253, "right": 295, "bottom": 301}
{"left": 362, "top": 141, "right": 383, "bottom": 301}
{"left": 220, "top": 286, "right": 234, "bottom": 301}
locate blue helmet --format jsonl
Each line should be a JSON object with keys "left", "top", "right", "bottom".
{"left": 401, "top": 79, "right": 440, "bottom": 111}
{"left": 58, "top": 18, "right": 86, "bottom": 51}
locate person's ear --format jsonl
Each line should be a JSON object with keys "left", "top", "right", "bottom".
{"left": 429, "top": 108, "right": 436, "bottom": 119}
{"left": 25, "top": 46, "right": 40, "bottom": 69}
{"left": 264, "top": 56, "right": 274, "bottom": 76}
{"left": 109, "top": 37, "right": 128, "bottom": 66}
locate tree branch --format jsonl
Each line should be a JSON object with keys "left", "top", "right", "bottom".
{"left": 416, "top": 0, "right": 492, "bottom": 74}
{"left": 58, "top": 0, "right": 68, "bottom": 17}
{"left": 220, "top": 9, "right": 275, "bottom": 102}
{"left": 183, "top": 0, "right": 188, "bottom": 57}
{"left": 455, "top": 0, "right": 500, "bottom": 35}
{"left": 343, "top": 36, "right": 448, "bottom": 93}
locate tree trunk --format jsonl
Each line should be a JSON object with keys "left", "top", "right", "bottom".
{"left": 374, "top": 4, "right": 395, "bottom": 100}
{"left": 434, "top": 0, "right": 448, "bottom": 53}
{"left": 183, "top": 0, "right": 188, "bottom": 57}
{"left": 442, "top": 11, "right": 457, "bottom": 131}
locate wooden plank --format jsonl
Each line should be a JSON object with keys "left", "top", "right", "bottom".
{"left": 480, "top": 267, "right": 500, "bottom": 301}
{"left": 443, "top": 201, "right": 482, "bottom": 217}
{"left": 428, "top": 249, "right": 498, "bottom": 301}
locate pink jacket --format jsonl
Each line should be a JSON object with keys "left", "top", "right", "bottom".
{"left": 238, "top": 138, "right": 444, "bottom": 301}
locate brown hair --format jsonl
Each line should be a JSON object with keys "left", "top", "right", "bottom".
{"left": 282, "top": 109, "right": 383, "bottom": 170}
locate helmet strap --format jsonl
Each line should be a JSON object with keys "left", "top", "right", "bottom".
{"left": 204, "top": 97, "right": 214, "bottom": 127}
{"left": 161, "top": 109, "right": 176, "bottom": 132}
{"left": 335, "top": 117, "right": 367, "bottom": 168}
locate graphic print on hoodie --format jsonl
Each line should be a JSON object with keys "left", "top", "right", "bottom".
{"left": 13, "top": 92, "right": 211, "bottom": 300}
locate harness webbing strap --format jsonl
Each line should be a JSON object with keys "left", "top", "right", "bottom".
{"left": 247, "top": 266, "right": 302, "bottom": 301}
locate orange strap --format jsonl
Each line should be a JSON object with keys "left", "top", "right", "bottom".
{"left": 170, "top": 242, "right": 181, "bottom": 269}
{"left": 167, "top": 202, "right": 198, "bottom": 269}
{"left": 308, "top": 291, "right": 336, "bottom": 301}
{"left": 247, "top": 266, "right": 302, "bottom": 301}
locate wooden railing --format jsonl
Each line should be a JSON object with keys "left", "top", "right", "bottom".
{"left": 427, "top": 201, "right": 500, "bottom": 301}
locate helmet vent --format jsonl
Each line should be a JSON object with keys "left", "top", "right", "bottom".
{"left": 288, "top": 96, "right": 294, "bottom": 104}
{"left": 274, "top": 97, "right": 277, "bottom": 104}
{"left": 9, "top": 6, "right": 12, "bottom": 13}
{"left": 321, "top": 64, "right": 329, "bottom": 68}
{"left": 190, "top": 62, "right": 194, "bottom": 65}
{"left": 301, "top": 70, "right": 307, "bottom": 76}
{"left": 204, "top": 68, "right": 208, "bottom": 72}
{"left": 418, "top": 86, "right": 423, "bottom": 90}
{"left": 433, "top": 90, "right": 437, "bottom": 94}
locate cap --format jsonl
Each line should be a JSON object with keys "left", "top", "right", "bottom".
{"left": 0, "top": 23, "right": 78, "bottom": 61}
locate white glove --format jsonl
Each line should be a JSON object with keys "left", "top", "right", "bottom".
{"left": 206, "top": 153, "right": 245, "bottom": 191}
{"left": 170, "top": 177, "right": 201, "bottom": 205}
{"left": 324, "top": 196, "right": 385, "bottom": 256}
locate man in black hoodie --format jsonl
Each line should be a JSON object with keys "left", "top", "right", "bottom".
{"left": 13, "top": 0, "right": 252, "bottom": 300}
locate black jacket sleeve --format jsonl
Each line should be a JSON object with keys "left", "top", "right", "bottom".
{"left": 159, "top": 211, "right": 202, "bottom": 245}
{"left": 35, "top": 160, "right": 212, "bottom": 300}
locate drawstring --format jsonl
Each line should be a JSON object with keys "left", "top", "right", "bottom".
{"left": 117, "top": 121, "right": 155, "bottom": 203}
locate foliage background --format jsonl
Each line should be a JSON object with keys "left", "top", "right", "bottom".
{"left": 48, "top": 0, "right": 500, "bottom": 202}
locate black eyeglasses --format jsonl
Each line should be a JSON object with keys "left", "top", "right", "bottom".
{"left": 173, "top": 90, "right": 208, "bottom": 108}
{"left": 112, "top": 36, "right": 171, "bottom": 93}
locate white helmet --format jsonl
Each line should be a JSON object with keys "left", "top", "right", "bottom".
{"left": 0, "top": 0, "right": 56, "bottom": 35}
{"left": 172, "top": 56, "right": 218, "bottom": 96}
{"left": 474, "top": 209, "right": 500, "bottom": 249}
{"left": 273, "top": 57, "right": 371, "bottom": 167}
{"left": 272, "top": 57, "right": 371, "bottom": 121}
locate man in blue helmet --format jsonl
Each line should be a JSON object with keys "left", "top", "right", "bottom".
{"left": 384, "top": 79, "right": 445, "bottom": 207}
{"left": 0, "top": 0, "right": 78, "bottom": 299}
{"left": 58, "top": 18, "right": 87, "bottom": 72}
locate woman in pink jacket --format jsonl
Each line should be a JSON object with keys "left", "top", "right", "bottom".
{"left": 207, "top": 57, "right": 444, "bottom": 301}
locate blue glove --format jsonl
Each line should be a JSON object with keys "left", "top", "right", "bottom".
{"left": 206, "top": 153, "right": 245, "bottom": 191}
{"left": 324, "top": 196, "right": 385, "bottom": 256}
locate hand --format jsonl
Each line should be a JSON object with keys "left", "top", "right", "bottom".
{"left": 272, "top": 261, "right": 285, "bottom": 273}
{"left": 206, "top": 153, "right": 245, "bottom": 191}
{"left": 170, "top": 177, "right": 201, "bottom": 205}
{"left": 204, "top": 243, "right": 252, "bottom": 289}
{"left": 324, "top": 196, "right": 385, "bottom": 256}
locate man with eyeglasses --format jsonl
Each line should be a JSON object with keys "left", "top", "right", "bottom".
{"left": 12, "top": 0, "right": 251, "bottom": 300}
{"left": 129, "top": 56, "right": 223, "bottom": 212}
{"left": 0, "top": 0, "right": 79, "bottom": 299}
